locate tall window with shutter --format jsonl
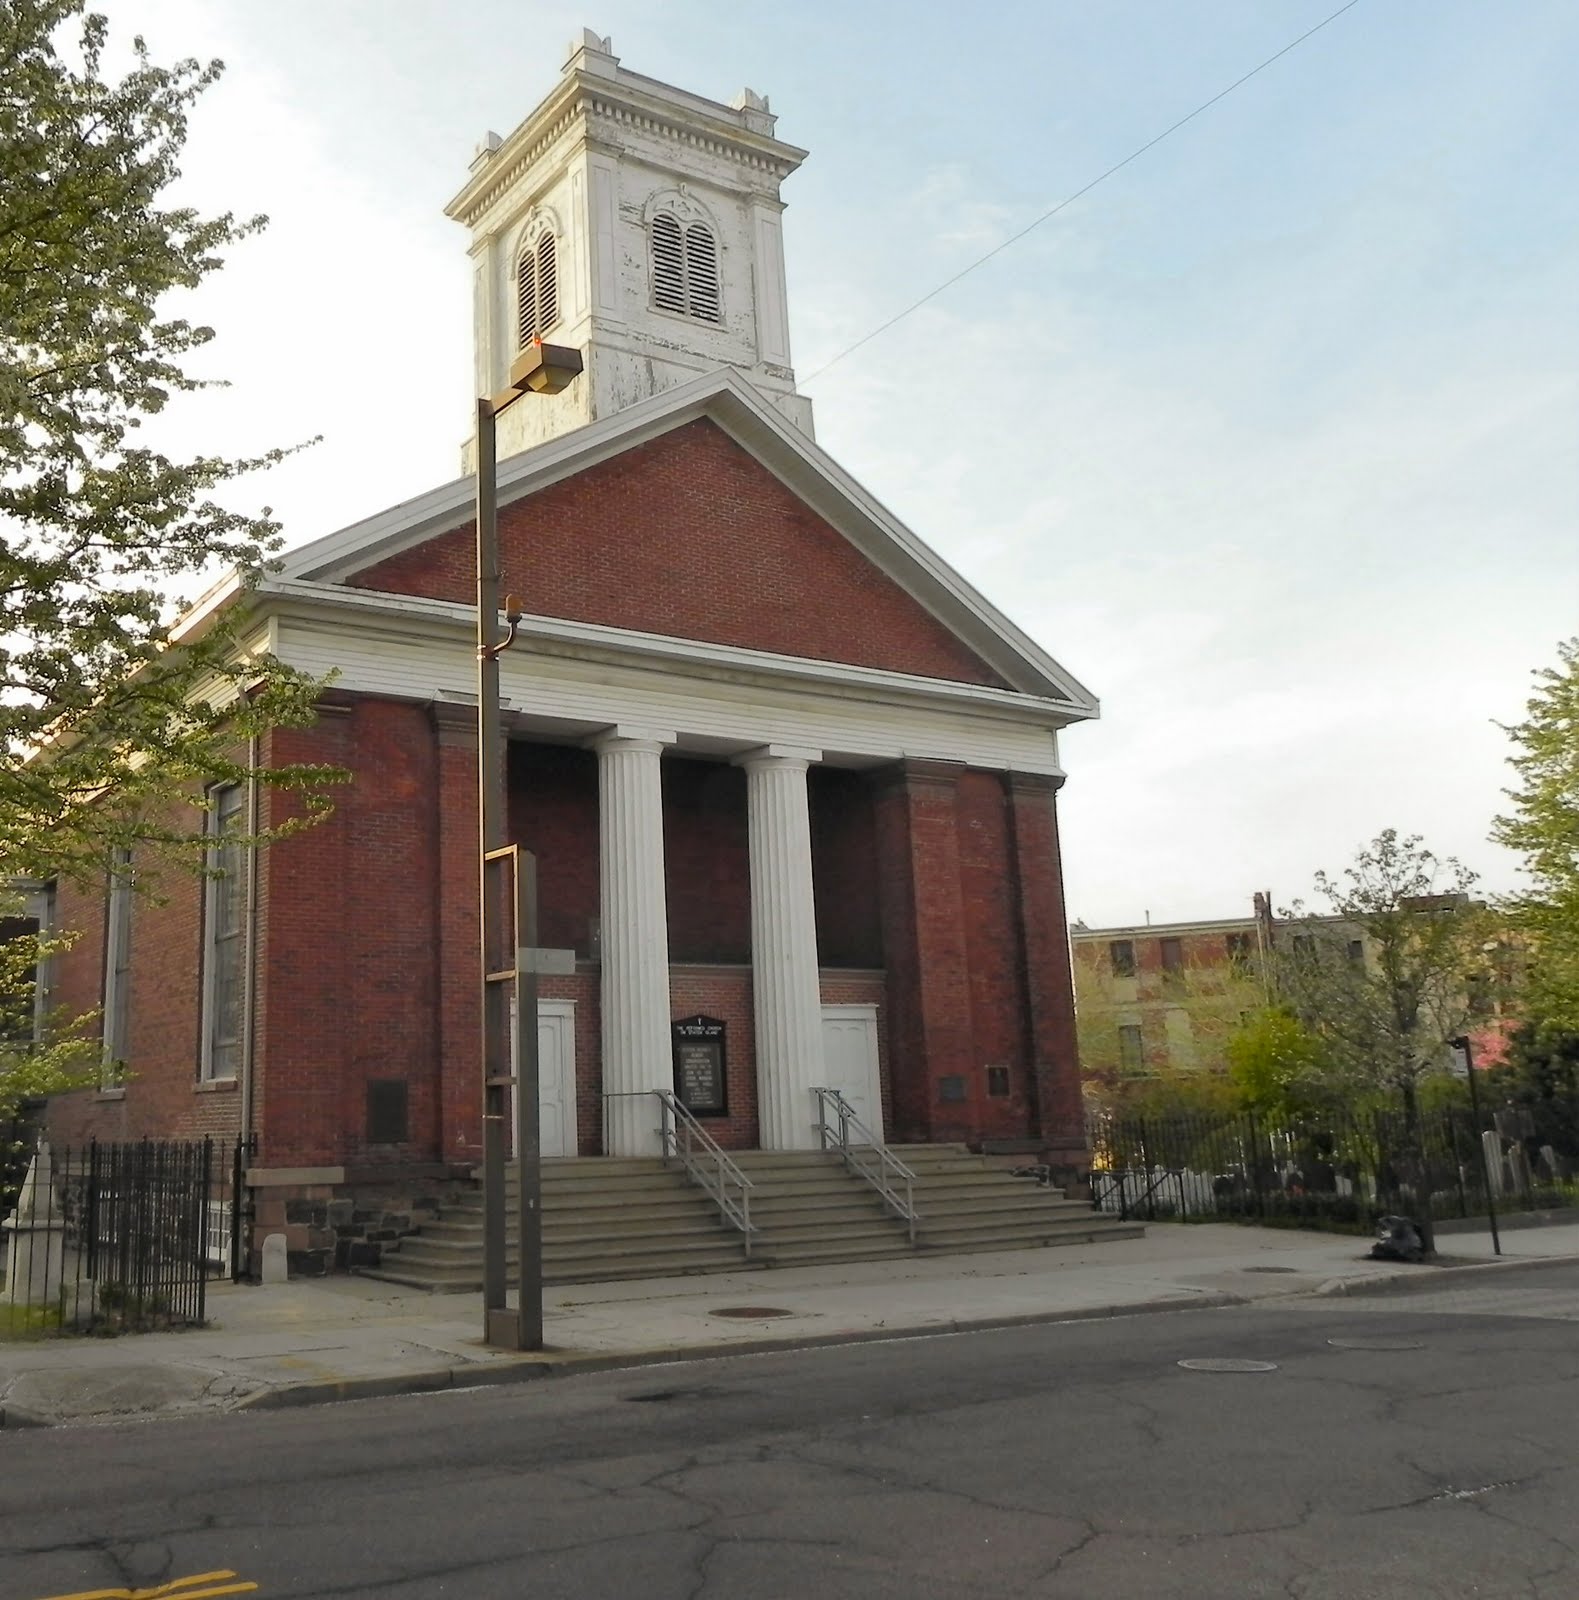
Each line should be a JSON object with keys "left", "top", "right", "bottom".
{"left": 516, "top": 229, "right": 559, "bottom": 347}
{"left": 200, "top": 784, "right": 247, "bottom": 1082}
{"left": 650, "top": 211, "right": 721, "bottom": 323}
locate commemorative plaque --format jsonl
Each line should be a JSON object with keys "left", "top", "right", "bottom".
{"left": 672, "top": 1014, "right": 727, "bottom": 1116}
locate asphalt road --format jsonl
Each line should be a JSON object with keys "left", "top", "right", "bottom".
{"left": 6, "top": 1262, "right": 1578, "bottom": 1600}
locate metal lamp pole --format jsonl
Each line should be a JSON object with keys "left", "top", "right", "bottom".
{"left": 1451, "top": 1034, "right": 1501, "bottom": 1256}
{"left": 476, "top": 340, "right": 583, "bottom": 1350}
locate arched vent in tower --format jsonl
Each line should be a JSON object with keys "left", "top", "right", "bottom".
{"left": 652, "top": 213, "right": 686, "bottom": 314}
{"left": 535, "top": 233, "right": 558, "bottom": 333}
{"left": 685, "top": 223, "right": 720, "bottom": 323}
{"left": 651, "top": 211, "right": 722, "bottom": 323}
{"left": 516, "top": 229, "right": 559, "bottom": 347}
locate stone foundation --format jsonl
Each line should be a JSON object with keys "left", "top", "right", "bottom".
{"left": 245, "top": 1165, "right": 468, "bottom": 1278}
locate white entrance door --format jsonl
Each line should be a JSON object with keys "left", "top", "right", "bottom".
{"left": 819, "top": 1005, "right": 883, "bottom": 1142}
{"left": 511, "top": 998, "right": 578, "bottom": 1158}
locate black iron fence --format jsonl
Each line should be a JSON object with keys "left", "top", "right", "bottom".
{"left": 1, "top": 1134, "right": 252, "bottom": 1335}
{"left": 1088, "top": 1100, "right": 1579, "bottom": 1233}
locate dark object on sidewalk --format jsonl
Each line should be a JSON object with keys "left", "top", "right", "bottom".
{"left": 1370, "top": 1215, "right": 1425, "bottom": 1263}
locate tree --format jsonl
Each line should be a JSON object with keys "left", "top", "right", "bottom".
{"left": 1270, "top": 830, "right": 1496, "bottom": 1105}
{"left": 1492, "top": 639, "right": 1579, "bottom": 1035}
{"left": 1, "top": 4, "right": 340, "bottom": 1108}
{"left": 1224, "top": 1007, "right": 1332, "bottom": 1119}
{"left": 1, "top": 0, "right": 333, "bottom": 888}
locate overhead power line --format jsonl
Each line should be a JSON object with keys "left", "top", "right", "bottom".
{"left": 803, "top": 0, "right": 1366, "bottom": 383}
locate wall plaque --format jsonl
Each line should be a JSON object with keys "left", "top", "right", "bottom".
{"left": 672, "top": 1014, "right": 727, "bottom": 1116}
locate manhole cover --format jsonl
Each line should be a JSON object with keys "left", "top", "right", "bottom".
{"left": 1177, "top": 1358, "right": 1280, "bottom": 1373}
{"left": 1327, "top": 1337, "right": 1425, "bottom": 1351}
{"left": 1242, "top": 1266, "right": 1299, "bottom": 1274}
{"left": 709, "top": 1306, "right": 795, "bottom": 1319}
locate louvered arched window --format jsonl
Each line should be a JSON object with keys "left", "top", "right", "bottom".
{"left": 650, "top": 212, "right": 721, "bottom": 323}
{"left": 516, "top": 231, "right": 559, "bottom": 347}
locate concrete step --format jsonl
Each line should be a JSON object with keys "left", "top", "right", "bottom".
{"left": 361, "top": 1145, "right": 1145, "bottom": 1291}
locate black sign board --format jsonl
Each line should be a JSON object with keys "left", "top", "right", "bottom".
{"left": 672, "top": 1014, "right": 727, "bottom": 1116}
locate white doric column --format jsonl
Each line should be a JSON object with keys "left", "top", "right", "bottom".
{"left": 736, "top": 745, "right": 824, "bottom": 1150}
{"left": 592, "top": 727, "right": 676, "bottom": 1156}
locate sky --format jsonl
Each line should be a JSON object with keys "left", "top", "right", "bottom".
{"left": 97, "top": 0, "right": 1578, "bottom": 927}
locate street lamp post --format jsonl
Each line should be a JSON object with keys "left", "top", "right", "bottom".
{"left": 475, "top": 340, "right": 583, "bottom": 1351}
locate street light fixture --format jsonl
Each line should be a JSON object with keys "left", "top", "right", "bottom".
{"left": 476, "top": 339, "right": 583, "bottom": 1351}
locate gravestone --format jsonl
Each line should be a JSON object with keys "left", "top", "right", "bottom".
{"left": 260, "top": 1232, "right": 289, "bottom": 1285}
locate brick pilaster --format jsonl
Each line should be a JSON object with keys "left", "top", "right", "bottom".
{"left": 871, "top": 760, "right": 974, "bottom": 1142}
{"left": 1005, "top": 771, "right": 1088, "bottom": 1174}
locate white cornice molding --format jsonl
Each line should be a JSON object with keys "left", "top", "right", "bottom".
{"left": 446, "top": 70, "right": 806, "bottom": 230}
{"left": 255, "top": 575, "right": 1089, "bottom": 728}
{"left": 270, "top": 368, "right": 1099, "bottom": 718}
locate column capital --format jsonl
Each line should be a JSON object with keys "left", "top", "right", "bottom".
{"left": 733, "top": 743, "right": 821, "bottom": 772}
{"left": 873, "top": 757, "right": 964, "bottom": 793}
{"left": 585, "top": 725, "right": 677, "bottom": 757}
{"left": 1005, "top": 769, "right": 1067, "bottom": 798}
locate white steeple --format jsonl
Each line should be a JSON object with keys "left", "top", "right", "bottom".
{"left": 446, "top": 30, "right": 812, "bottom": 460}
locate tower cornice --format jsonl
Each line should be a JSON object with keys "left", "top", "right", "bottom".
{"left": 446, "top": 67, "right": 807, "bottom": 231}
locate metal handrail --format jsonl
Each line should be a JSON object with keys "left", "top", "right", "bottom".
{"left": 603, "top": 1091, "right": 756, "bottom": 1257}
{"left": 811, "top": 1087, "right": 919, "bottom": 1243}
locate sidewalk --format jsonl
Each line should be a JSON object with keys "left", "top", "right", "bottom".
{"left": 4, "top": 1218, "right": 1576, "bottom": 1428}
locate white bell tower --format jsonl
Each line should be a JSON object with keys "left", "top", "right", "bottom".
{"left": 446, "top": 30, "right": 813, "bottom": 460}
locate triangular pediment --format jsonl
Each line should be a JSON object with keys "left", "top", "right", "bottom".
{"left": 275, "top": 370, "right": 1098, "bottom": 714}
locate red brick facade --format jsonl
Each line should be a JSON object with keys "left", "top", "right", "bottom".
{"left": 348, "top": 419, "right": 1008, "bottom": 688}
{"left": 42, "top": 416, "right": 1091, "bottom": 1220}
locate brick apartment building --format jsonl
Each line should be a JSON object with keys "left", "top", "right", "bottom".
{"left": 39, "top": 37, "right": 1100, "bottom": 1238}
{"left": 1071, "top": 916, "right": 1271, "bottom": 1086}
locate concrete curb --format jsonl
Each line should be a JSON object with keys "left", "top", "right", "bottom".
{"left": 234, "top": 1291, "right": 1252, "bottom": 1417}
{"left": 0, "top": 1403, "right": 51, "bottom": 1430}
{"left": 1312, "top": 1251, "right": 1579, "bottom": 1298}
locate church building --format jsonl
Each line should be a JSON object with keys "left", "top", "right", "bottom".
{"left": 44, "top": 33, "right": 1102, "bottom": 1269}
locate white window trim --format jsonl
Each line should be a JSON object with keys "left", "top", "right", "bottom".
{"left": 199, "top": 784, "right": 248, "bottom": 1083}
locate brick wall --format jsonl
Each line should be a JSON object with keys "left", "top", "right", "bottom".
{"left": 46, "top": 803, "right": 243, "bottom": 1149}
{"left": 347, "top": 419, "right": 1007, "bottom": 688}
{"left": 256, "top": 698, "right": 446, "bottom": 1172}
{"left": 956, "top": 770, "right": 1034, "bottom": 1143}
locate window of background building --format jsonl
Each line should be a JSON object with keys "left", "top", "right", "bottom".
{"left": 100, "top": 848, "right": 133, "bottom": 1089}
{"left": 1347, "top": 939, "right": 1365, "bottom": 964}
{"left": 1225, "top": 931, "right": 1254, "bottom": 965}
{"left": 1160, "top": 937, "right": 1184, "bottom": 972}
{"left": 1109, "top": 939, "right": 1135, "bottom": 978}
{"left": 200, "top": 785, "right": 247, "bottom": 1082}
{"left": 1118, "top": 1024, "right": 1144, "bottom": 1072}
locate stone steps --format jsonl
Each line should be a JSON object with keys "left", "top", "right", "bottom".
{"left": 358, "top": 1143, "right": 1142, "bottom": 1291}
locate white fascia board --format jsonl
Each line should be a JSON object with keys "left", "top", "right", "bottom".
{"left": 166, "top": 569, "right": 245, "bottom": 648}
{"left": 257, "top": 575, "right": 1087, "bottom": 728}
{"left": 268, "top": 366, "right": 1099, "bottom": 719}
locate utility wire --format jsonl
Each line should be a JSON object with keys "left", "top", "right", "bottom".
{"left": 803, "top": 0, "right": 1366, "bottom": 383}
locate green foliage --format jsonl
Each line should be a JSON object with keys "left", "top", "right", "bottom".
{"left": 1492, "top": 639, "right": 1579, "bottom": 1034}
{"left": 1224, "top": 1007, "right": 1330, "bottom": 1116}
{"left": 1, "top": 1, "right": 340, "bottom": 889}
{"left": 1272, "top": 829, "right": 1496, "bottom": 1096}
{"left": 0, "top": 919, "right": 100, "bottom": 1120}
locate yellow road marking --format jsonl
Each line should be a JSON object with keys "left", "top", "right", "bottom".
{"left": 37, "top": 1571, "right": 259, "bottom": 1600}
